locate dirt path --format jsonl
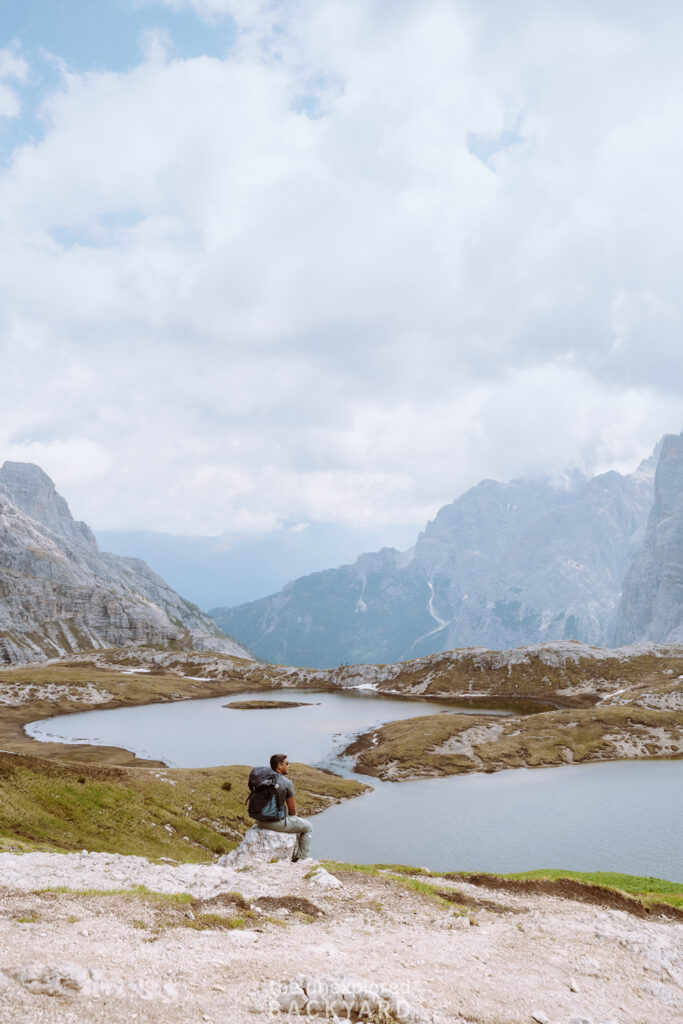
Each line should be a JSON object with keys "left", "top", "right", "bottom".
{"left": 0, "top": 851, "right": 680, "bottom": 1024}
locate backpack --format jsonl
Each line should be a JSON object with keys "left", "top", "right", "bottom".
{"left": 247, "top": 766, "right": 287, "bottom": 822}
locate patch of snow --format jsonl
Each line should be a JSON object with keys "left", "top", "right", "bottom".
{"left": 355, "top": 574, "right": 368, "bottom": 614}
{"left": 426, "top": 580, "right": 448, "bottom": 630}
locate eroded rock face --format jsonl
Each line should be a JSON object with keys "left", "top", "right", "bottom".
{"left": 213, "top": 460, "right": 656, "bottom": 667}
{"left": 0, "top": 461, "right": 253, "bottom": 664}
{"left": 615, "top": 431, "right": 683, "bottom": 644}
{"left": 218, "top": 827, "right": 297, "bottom": 867}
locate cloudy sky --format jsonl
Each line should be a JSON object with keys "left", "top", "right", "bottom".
{"left": 1, "top": 0, "right": 682, "bottom": 541}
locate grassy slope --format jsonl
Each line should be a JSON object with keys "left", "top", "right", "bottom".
{"left": 0, "top": 649, "right": 680, "bottom": 869}
{"left": 0, "top": 752, "right": 367, "bottom": 861}
{"left": 0, "top": 657, "right": 363, "bottom": 860}
{"left": 504, "top": 869, "right": 683, "bottom": 908}
{"left": 321, "top": 861, "right": 683, "bottom": 914}
{"left": 347, "top": 705, "right": 683, "bottom": 778}
{"left": 360, "top": 648, "right": 683, "bottom": 703}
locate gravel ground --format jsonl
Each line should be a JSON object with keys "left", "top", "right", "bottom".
{"left": 0, "top": 851, "right": 680, "bottom": 1024}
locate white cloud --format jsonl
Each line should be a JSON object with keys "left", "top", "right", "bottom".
{"left": 0, "top": 46, "right": 29, "bottom": 119}
{"left": 1, "top": 1, "right": 683, "bottom": 534}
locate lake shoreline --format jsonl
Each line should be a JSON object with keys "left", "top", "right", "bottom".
{"left": 344, "top": 706, "right": 683, "bottom": 780}
{"left": 2, "top": 642, "right": 682, "bottom": 780}
{"left": 2, "top": 647, "right": 682, "bottom": 876}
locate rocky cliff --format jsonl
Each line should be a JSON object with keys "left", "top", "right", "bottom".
{"left": 212, "top": 462, "right": 656, "bottom": 668}
{"left": 0, "top": 462, "right": 253, "bottom": 664}
{"left": 615, "top": 430, "right": 683, "bottom": 644}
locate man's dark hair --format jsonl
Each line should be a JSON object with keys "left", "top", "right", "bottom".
{"left": 270, "top": 753, "right": 287, "bottom": 771}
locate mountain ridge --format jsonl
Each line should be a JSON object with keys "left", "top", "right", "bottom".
{"left": 211, "top": 453, "right": 663, "bottom": 668}
{"left": 0, "top": 461, "right": 252, "bottom": 665}
{"left": 615, "top": 430, "right": 683, "bottom": 645}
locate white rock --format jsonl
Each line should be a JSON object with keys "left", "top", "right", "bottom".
{"left": 531, "top": 1013, "right": 550, "bottom": 1024}
{"left": 217, "top": 827, "right": 296, "bottom": 868}
{"left": 0, "top": 461, "right": 252, "bottom": 664}
{"left": 305, "top": 866, "right": 343, "bottom": 890}
{"left": 227, "top": 930, "right": 260, "bottom": 944}
{"left": 449, "top": 915, "right": 470, "bottom": 929}
{"left": 12, "top": 962, "right": 92, "bottom": 996}
{"left": 10, "top": 962, "right": 178, "bottom": 1000}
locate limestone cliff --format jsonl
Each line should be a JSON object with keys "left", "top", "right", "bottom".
{"left": 614, "top": 430, "right": 683, "bottom": 644}
{"left": 212, "top": 463, "right": 655, "bottom": 668}
{"left": 0, "top": 462, "right": 253, "bottom": 664}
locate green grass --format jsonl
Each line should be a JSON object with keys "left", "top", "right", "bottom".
{"left": 0, "top": 750, "right": 365, "bottom": 861}
{"left": 37, "top": 884, "right": 194, "bottom": 904}
{"left": 323, "top": 861, "right": 683, "bottom": 914}
{"left": 321, "top": 860, "right": 382, "bottom": 876}
{"left": 184, "top": 913, "right": 249, "bottom": 930}
{"left": 350, "top": 705, "right": 683, "bottom": 780}
{"left": 321, "top": 860, "right": 455, "bottom": 910}
{"left": 501, "top": 868, "right": 683, "bottom": 909}
{"left": 392, "top": 875, "right": 453, "bottom": 908}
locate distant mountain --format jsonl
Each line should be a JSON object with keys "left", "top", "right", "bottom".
{"left": 0, "top": 462, "right": 252, "bottom": 665}
{"left": 211, "top": 460, "right": 657, "bottom": 668}
{"left": 95, "top": 522, "right": 417, "bottom": 611}
{"left": 615, "top": 430, "right": 683, "bottom": 644}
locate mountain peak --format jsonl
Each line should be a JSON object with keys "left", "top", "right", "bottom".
{"left": 0, "top": 460, "right": 96, "bottom": 548}
{"left": 0, "top": 461, "right": 253, "bottom": 664}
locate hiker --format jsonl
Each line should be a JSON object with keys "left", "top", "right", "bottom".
{"left": 249, "top": 753, "right": 313, "bottom": 862}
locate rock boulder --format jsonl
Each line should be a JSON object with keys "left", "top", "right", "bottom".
{"left": 218, "top": 827, "right": 297, "bottom": 867}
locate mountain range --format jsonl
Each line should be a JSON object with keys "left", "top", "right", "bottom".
{"left": 0, "top": 461, "right": 251, "bottom": 665}
{"left": 4, "top": 430, "right": 683, "bottom": 670}
{"left": 212, "top": 431, "right": 683, "bottom": 668}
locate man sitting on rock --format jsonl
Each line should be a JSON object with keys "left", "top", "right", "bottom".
{"left": 255, "top": 753, "right": 313, "bottom": 862}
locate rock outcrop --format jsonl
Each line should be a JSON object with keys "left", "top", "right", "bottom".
{"left": 0, "top": 461, "right": 253, "bottom": 664}
{"left": 615, "top": 430, "right": 683, "bottom": 644}
{"left": 212, "top": 461, "right": 656, "bottom": 668}
{"left": 218, "top": 827, "right": 297, "bottom": 867}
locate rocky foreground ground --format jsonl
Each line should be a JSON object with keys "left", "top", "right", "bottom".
{"left": 0, "top": 842, "right": 680, "bottom": 1024}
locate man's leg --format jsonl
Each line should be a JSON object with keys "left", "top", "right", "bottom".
{"left": 258, "top": 816, "right": 312, "bottom": 860}
{"left": 285, "top": 815, "right": 313, "bottom": 859}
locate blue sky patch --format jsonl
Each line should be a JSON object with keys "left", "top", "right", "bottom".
{"left": 467, "top": 125, "right": 524, "bottom": 167}
{"left": 0, "top": 0, "right": 237, "bottom": 160}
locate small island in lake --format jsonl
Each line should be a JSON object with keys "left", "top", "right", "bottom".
{"left": 223, "top": 699, "right": 319, "bottom": 710}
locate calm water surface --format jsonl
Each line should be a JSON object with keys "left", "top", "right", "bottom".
{"left": 27, "top": 689, "right": 683, "bottom": 880}
{"left": 26, "top": 689, "right": 485, "bottom": 769}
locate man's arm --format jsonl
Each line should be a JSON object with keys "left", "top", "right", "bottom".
{"left": 280, "top": 775, "right": 296, "bottom": 815}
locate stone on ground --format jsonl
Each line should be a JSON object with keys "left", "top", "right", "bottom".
{"left": 306, "top": 866, "right": 343, "bottom": 889}
{"left": 10, "top": 962, "right": 177, "bottom": 1000}
{"left": 217, "top": 826, "right": 297, "bottom": 867}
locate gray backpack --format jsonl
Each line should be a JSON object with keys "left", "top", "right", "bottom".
{"left": 247, "top": 766, "right": 287, "bottom": 821}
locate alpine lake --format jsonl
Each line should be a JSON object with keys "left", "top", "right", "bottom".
{"left": 26, "top": 687, "right": 683, "bottom": 880}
